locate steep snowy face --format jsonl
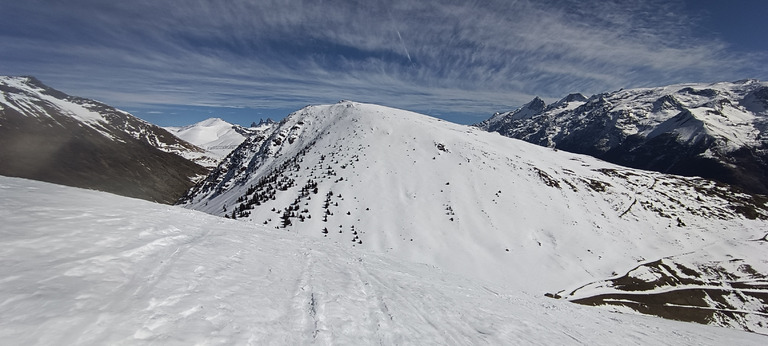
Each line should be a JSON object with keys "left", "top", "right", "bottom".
{"left": 0, "top": 76, "right": 208, "bottom": 203}
{"left": 165, "top": 117, "right": 268, "bottom": 163}
{"left": 4, "top": 176, "right": 766, "bottom": 344}
{"left": 476, "top": 80, "right": 768, "bottom": 195}
{"left": 180, "top": 101, "right": 768, "bottom": 331}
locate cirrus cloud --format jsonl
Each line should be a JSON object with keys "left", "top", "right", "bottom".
{"left": 1, "top": 0, "right": 765, "bottom": 125}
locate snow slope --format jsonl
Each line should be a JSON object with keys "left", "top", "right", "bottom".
{"left": 476, "top": 80, "right": 768, "bottom": 194}
{"left": 180, "top": 101, "right": 768, "bottom": 331}
{"left": 165, "top": 118, "right": 268, "bottom": 162}
{"left": 1, "top": 176, "right": 765, "bottom": 345}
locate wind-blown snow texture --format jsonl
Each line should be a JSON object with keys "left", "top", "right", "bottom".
{"left": 476, "top": 80, "right": 768, "bottom": 195}
{"left": 181, "top": 101, "right": 768, "bottom": 332}
{"left": 1, "top": 176, "right": 766, "bottom": 344}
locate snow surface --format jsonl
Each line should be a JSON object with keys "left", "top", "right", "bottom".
{"left": 182, "top": 102, "right": 766, "bottom": 295}
{"left": 165, "top": 118, "right": 252, "bottom": 160}
{"left": 1, "top": 176, "right": 765, "bottom": 345}
{"left": 564, "top": 238, "right": 768, "bottom": 334}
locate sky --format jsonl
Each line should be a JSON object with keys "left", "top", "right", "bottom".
{"left": 1, "top": 0, "right": 766, "bottom": 126}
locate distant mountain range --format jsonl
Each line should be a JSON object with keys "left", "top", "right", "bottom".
{"left": 0, "top": 76, "right": 208, "bottom": 203}
{"left": 180, "top": 101, "right": 768, "bottom": 333}
{"left": 476, "top": 80, "right": 768, "bottom": 195}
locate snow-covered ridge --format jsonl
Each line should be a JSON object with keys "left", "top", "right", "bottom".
{"left": 0, "top": 76, "right": 209, "bottom": 162}
{"left": 2, "top": 176, "right": 766, "bottom": 344}
{"left": 0, "top": 76, "right": 114, "bottom": 138}
{"left": 180, "top": 101, "right": 768, "bottom": 332}
{"left": 476, "top": 80, "right": 768, "bottom": 195}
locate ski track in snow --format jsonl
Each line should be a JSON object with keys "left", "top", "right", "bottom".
{"left": 1, "top": 177, "right": 767, "bottom": 345}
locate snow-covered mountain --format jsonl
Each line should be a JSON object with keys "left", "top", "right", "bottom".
{"left": 0, "top": 76, "right": 208, "bottom": 203}
{"left": 476, "top": 80, "right": 768, "bottom": 195}
{"left": 2, "top": 176, "right": 766, "bottom": 344}
{"left": 180, "top": 101, "right": 768, "bottom": 333}
{"left": 165, "top": 117, "right": 273, "bottom": 164}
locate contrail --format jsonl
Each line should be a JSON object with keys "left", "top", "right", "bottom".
{"left": 395, "top": 29, "right": 412, "bottom": 64}
{"left": 388, "top": 9, "right": 413, "bottom": 64}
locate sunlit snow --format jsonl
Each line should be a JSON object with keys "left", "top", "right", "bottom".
{"left": 1, "top": 176, "right": 765, "bottom": 345}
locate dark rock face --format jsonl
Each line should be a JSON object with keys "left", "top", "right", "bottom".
{"left": 477, "top": 81, "right": 768, "bottom": 195}
{"left": 251, "top": 118, "right": 275, "bottom": 127}
{"left": 0, "top": 76, "right": 207, "bottom": 203}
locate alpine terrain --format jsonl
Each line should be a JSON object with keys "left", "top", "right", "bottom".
{"left": 476, "top": 80, "right": 768, "bottom": 195}
{"left": 181, "top": 101, "right": 768, "bottom": 333}
{"left": 2, "top": 176, "right": 766, "bottom": 344}
{"left": 0, "top": 76, "right": 210, "bottom": 203}
{"left": 165, "top": 118, "right": 270, "bottom": 165}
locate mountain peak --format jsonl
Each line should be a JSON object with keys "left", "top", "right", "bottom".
{"left": 527, "top": 96, "right": 546, "bottom": 110}
{"left": 477, "top": 79, "right": 768, "bottom": 195}
{"left": 204, "top": 117, "right": 227, "bottom": 123}
{"left": 19, "top": 75, "right": 46, "bottom": 88}
{"left": 165, "top": 117, "right": 264, "bottom": 162}
{"left": 548, "top": 93, "right": 589, "bottom": 111}
{"left": 561, "top": 93, "right": 588, "bottom": 103}
{"left": 507, "top": 96, "right": 546, "bottom": 120}
{"left": 191, "top": 117, "right": 231, "bottom": 128}
{"left": 251, "top": 118, "right": 276, "bottom": 127}
{"left": 0, "top": 75, "right": 70, "bottom": 99}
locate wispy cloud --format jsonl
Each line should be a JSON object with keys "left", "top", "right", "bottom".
{"left": 1, "top": 0, "right": 765, "bottom": 123}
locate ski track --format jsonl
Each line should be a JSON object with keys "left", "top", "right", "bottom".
{"left": 2, "top": 177, "right": 768, "bottom": 345}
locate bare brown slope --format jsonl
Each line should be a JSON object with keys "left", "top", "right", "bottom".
{"left": 0, "top": 82, "right": 206, "bottom": 204}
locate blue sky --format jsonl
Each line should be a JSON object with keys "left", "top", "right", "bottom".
{"left": 1, "top": 0, "right": 766, "bottom": 126}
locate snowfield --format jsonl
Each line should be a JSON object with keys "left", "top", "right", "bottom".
{"left": 1, "top": 176, "right": 766, "bottom": 345}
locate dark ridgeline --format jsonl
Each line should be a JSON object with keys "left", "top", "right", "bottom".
{"left": 0, "top": 76, "right": 208, "bottom": 203}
